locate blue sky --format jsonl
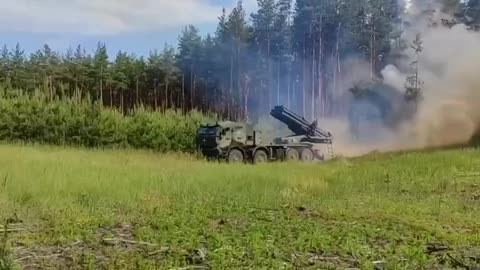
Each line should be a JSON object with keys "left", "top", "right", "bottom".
{"left": 0, "top": 0, "right": 257, "bottom": 58}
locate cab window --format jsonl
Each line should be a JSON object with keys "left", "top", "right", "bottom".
{"left": 221, "top": 127, "right": 230, "bottom": 135}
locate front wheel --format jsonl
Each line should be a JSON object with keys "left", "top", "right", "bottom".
{"left": 227, "top": 149, "right": 244, "bottom": 163}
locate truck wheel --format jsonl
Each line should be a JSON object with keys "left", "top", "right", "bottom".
{"left": 228, "top": 149, "right": 244, "bottom": 163}
{"left": 286, "top": 148, "right": 299, "bottom": 161}
{"left": 253, "top": 149, "right": 268, "bottom": 164}
{"left": 301, "top": 148, "right": 314, "bottom": 161}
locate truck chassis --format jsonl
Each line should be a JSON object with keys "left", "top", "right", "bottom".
{"left": 225, "top": 142, "right": 333, "bottom": 164}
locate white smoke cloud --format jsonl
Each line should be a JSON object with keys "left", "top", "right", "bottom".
{"left": 381, "top": 65, "right": 406, "bottom": 92}
{"left": 328, "top": 3, "right": 480, "bottom": 157}
{"left": 406, "top": 21, "right": 480, "bottom": 148}
{"left": 0, "top": 0, "right": 231, "bottom": 35}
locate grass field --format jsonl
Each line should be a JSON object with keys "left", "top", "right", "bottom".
{"left": 0, "top": 144, "right": 479, "bottom": 269}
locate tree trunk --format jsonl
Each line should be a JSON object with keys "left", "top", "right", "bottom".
{"left": 193, "top": 74, "right": 196, "bottom": 110}
{"left": 153, "top": 79, "right": 158, "bottom": 110}
{"left": 311, "top": 38, "right": 316, "bottom": 121}
{"left": 302, "top": 35, "right": 307, "bottom": 117}
{"left": 370, "top": 24, "right": 375, "bottom": 79}
{"left": 373, "top": 25, "right": 376, "bottom": 76}
{"left": 332, "top": 51, "right": 337, "bottom": 118}
{"left": 49, "top": 76, "right": 53, "bottom": 101}
{"left": 213, "top": 86, "right": 217, "bottom": 112}
{"left": 190, "top": 63, "right": 194, "bottom": 111}
{"left": 267, "top": 37, "right": 272, "bottom": 110}
{"left": 318, "top": 31, "right": 323, "bottom": 117}
{"left": 330, "top": 23, "right": 341, "bottom": 116}
{"left": 277, "top": 63, "right": 280, "bottom": 106}
{"left": 237, "top": 44, "right": 242, "bottom": 119}
{"left": 230, "top": 55, "right": 234, "bottom": 118}
{"left": 336, "top": 24, "right": 342, "bottom": 115}
{"left": 287, "top": 66, "right": 291, "bottom": 109}
{"left": 182, "top": 73, "right": 185, "bottom": 112}
{"left": 165, "top": 79, "right": 169, "bottom": 111}
{"left": 292, "top": 77, "right": 296, "bottom": 111}
{"left": 74, "top": 77, "right": 78, "bottom": 96}
{"left": 109, "top": 86, "right": 113, "bottom": 107}
{"left": 170, "top": 88, "right": 174, "bottom": 111}
{"left": 100, "top": 66, "right": 103, "bottom": 103}
{"left": 120, "top": 91, "right": 124, "bottom": 113}
{"left": 244, "top": 83, "right": 249, "bottom": 122}
{"left": 136, "top": 78, "right": 140, "bottom": 105}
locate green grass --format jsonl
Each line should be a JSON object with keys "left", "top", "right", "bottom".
{"left": 0, "top": 144, "right": 479, "bottom": 269}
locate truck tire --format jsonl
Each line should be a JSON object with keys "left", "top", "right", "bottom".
{"left": 301, "top": 148, "right": 314, "bottom": 161}
{"left": 253, "top": 149, "right": 268, "bottom": 164}
{"left": 228, "top": 149, "right": 244, "bottom": 163}
{"left": 286, "top": 148, "right": 300, "bottom": 161}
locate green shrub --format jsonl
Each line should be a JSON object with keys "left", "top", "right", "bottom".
{"left": 0, "top": 94, "right": 216, "bottom": 152}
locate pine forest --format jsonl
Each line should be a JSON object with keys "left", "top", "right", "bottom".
{"left": 1, "top": 0, "right": 479, "bottom": 122}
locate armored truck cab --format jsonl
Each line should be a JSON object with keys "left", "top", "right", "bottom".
{"left": 196, "top": 121, "right": 264, "bottom": 161}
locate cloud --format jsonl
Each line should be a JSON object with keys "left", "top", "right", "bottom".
{"left": 0, "top": 0, "right": 227, "bottom": 35}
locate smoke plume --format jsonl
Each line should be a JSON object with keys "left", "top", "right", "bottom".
{"left": 330, "top": 3, "right": 480, "bottom": 157}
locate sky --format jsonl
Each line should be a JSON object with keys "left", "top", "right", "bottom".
{"left": 0, "top": 0, "right": 258, "bottom": 58}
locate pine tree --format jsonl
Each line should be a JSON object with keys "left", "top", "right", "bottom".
{"left": 93, "top": 42, "right": 109, "bottom": 103}
{"left": 177, "top": 25, "right": 202, "bottom": 111}
{"left": 292, "top": 0, "right": 314, "bottom": 116}
{"left": 10, "top": 43, "right": 28, "bottom": 91}
{"left": 226, "top": 0, "right": 250, "bottom": 119}
{"left": 146, "top": 49, "right": 164, "bottom": 109}
{"left": 37, "top": 44, "right": 61, "bottom": 99}
{"left": 132, "top": 56, "right": 146, "bottom": 106}
{"left": 405, "top": 33, "right": 424, "bottom": 107}
{"left": 71, "top": 45, "right": 91, "bottom": 99}
{"left": 273, "top": 0, "right": 293, "bottom": 108}
{"left": 111, "top": 51, "right": 130, "bottom": 111}
{"left": 0, "top": 46, "right": 10, "bottom": 89}
{"left": 213, "top": 8, "right": 232, "bottom": 116}
{"left": 251, "top": 0, "right": 277, "bottom": 111}
{"left": 198, "top": 34, "right": 217, "bottom": 111}
{"left": 161, "top": 45, "right": 179, "bottom": 110}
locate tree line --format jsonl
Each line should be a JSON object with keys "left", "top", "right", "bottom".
{"left": 1, "top": 0, "right": 478, "bottom": 122}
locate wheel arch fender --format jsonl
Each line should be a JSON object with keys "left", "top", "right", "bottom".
{"left": 253, "top": 146, "right": 270, "bottom": 157}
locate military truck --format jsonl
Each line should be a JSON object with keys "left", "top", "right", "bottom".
{"left": 196, "top": 106, "right": 334, "bottom": 163}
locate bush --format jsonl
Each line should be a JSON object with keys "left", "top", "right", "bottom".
{"left": 0, "top": 95, "right": 216, "bottom": 152}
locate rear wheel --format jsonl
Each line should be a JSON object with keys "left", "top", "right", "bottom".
{"left": 253, "top": 149, "right": 269, "bottom": 164}
{"left": 227, "top": 149, "right": 244, "bottom": 163}
{"left": 301, "top": 148, "right": 314, "bottom": 161}
{"left": 285, "top": 148, "right": 300, "bottom": 161}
